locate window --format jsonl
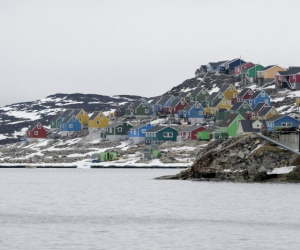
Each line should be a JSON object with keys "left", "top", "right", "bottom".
{"left": 110, "top": 128, "right": 112, "bottom": 133}
{"left": 97, "top": 120, "right": 100, "bottom": 125}
{"left": 133, "top": 129, "right": 136, "bottom": 135}
{"left": 34, "top": 131, "right": 38, "bottom": 136}
{"left": 243, "top": 104, "right": 247, "bottom": 109}
{"left": 195, "top": 104, "right": 199, "bottom": 109}
{"left": 72, "top": 117, "right": 76, "bottom": 122}
{"left": 230, "top": 86, "right": 233, "bottom": 91}
{"left": 205, "top": 96, "right": 209, "bottom": 100}
{"left": 135, "top": 109, "right": 137, "bottom": 113}
{"left": 261, "top": 92, "right": 265, "bottom": 97}
{"left": 117, "top": 127, "right": 122, "bottom": 132}
{"left": 249, "top": 90, "right": 253, "bottom": 95}
{"left": 202, "top": 89, "right": 206, "bottom": 94}
{"left": 233, "top": 93, "right": 237, "bottom": 98}
{"left": 264, "top": 99, "right": 268, "bottom": 103}
{"left": 142, "top": 103, "right": 146, "bottom": 107}
{"left": 271, "top": 109, "right": 276, "bottom": 114}
{"left": 199, "top": 111, "right": 203, "bottom": 115}
{"left": 69, "top": 124, "right": 73, "bottom": 128}
{"left": 249, "top": 100, "right": 252, "bottom": 104}
{"left": 37, "top": 124, "right": 41, "bottom": 129}
{"left": 282, "top": 122, "right": 292, "bottom": 127}
{"left": 141, "top": 129, "right": 146, "bottom": 133}
{"left": 81, "top": 112, "right": 84, "bottom": 116}
{"left": 237, "top": 98, "right": 241, "bottom": 102}
{"left": 99, "top": 114, "right": 103, "bottom": 118}
{"left": 78, "top": 118, "right": 81, "bottom": 122}
{"left": 163, "top": 132, "right": 173, "bottom": 138}
{"left": 145, "top": 109, "right": 149, "bottom": 113}
{"left": 222, "top": 101, "right": 226, "bottom": 105}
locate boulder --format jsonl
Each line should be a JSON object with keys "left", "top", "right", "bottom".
{"left": 237, "top": 151, "right": 244, "bottom": 159}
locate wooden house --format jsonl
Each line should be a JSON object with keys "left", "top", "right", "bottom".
{"left": 241, "top": 64, "right": 264, "bottom": 82}
{"left": 73, "top": 109, "right": 89, "bottom": 129}
{"left": 245, "top": 90, "right": 271, "bottom": 109}
{"left": 88, "top": 111, "right": 109, "bottom": 132}
{"left": 246, "top": 102, "right": 269, "bottom": 120}
{"left": 167, "top": 97, "right": 188, "bottom": 117}
{"left": 207, "top": 60, "right": 228, "bottom": 73}
{"left": 197, "top": 127, "right": 216, "bottom": 141}
{"left": 155, "top": 95, "right": 175, "bottom": 114}
{"left": 215, "top": 108, "right": 230, "bottom": 123}
{"left": 26, "top": 122, "right": 47, "bottom": 142}
{"left": 217, "top": 114, "right": 243, "bottom": 138}
{"left": 128, "top": 123, "right": 153, "bottom": 144}
{"left": 145, "top": 126, "right": 178, "bottom": 145}
{"left": 150, "top": 96, "right": 163, "bottom": 113}
{"left": 50, "top": 113, "right": 62, "bottom": 129}
{"left": 257, "top": 65, "right": 286, "bottom": 86}
{"left": 177, "top": 101, "right": 205, "bottom": 124}
{"left": 211, "top": 97, "right": 231, "bottom": 116}
{"left": 178, "top": 91, "right": 192, "bottom": 103}
{"left": 219, "top": 84, "right": 238, "bottom": 104}
{"left": 179, "top": 125, "right": 205, "bottom": 140}
{"left": 236, "top": 120, "right": 265, "bottom": 135}
{"left": 257, "top": 106, "right": 280, "bottom": 120}
{"left": 130, "top": 100, "right": 153, "bottom": 116}
{"left": 266, "top": 115, "right": 300, "bottom": 131}
{"left": 275, "top": 67, "right": 300, "bottom": 90}
{"left": 230, "top": 101, "right": 252, "bottom": 118}
{"left": 105, "top": 122, "right": 133, "bottom": 142}
{"left": 59, "top": 109, "right": 75, "bottom": 124}
{"left": 206, "top": 92, "right": 224, "bottom": 107}
{"left": 114, "top": 102, "right": 134, "bottom": 117}
{"left": 234, "top": 87, "right": 254, "bottom": 104}
{"left": 234, "top": 62, "right": 254, "bottom": 76}
{"left": 189, "top": 87, "right": 210, "bottom": 107}
{"left": 219, "top": 58, "right": 246, "bottom": 74}
{"left": 61, "top": 115, "right": 82, "bottom": 137}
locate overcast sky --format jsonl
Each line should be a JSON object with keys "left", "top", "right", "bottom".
{"left": 1, "top": 0, "right": 300, "bottom": 107}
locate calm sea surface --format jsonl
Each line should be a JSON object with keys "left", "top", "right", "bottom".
{"left": 1, "top": 168, "right": 300, "bottom": 250}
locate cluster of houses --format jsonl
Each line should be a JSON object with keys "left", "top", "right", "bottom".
{"left": 25, "top": 57, "right": 300, "bottom": 144}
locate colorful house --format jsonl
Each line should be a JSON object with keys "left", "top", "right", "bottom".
{"left": 189, "top": 87, "right": 210, "bottom": 107}
{"left": 61, "top": 115, "right": 82, "bottom": 137}
{"left": 230, "top": 101, "right": 252, "bottom": 118}
{"left": 179, "top": 125, "right": 205, "bottom": 140}
{"left": 128, "top": 123, "right": 153, "bottom": 144}
{"left": 246, "top": 90, "right": 271, "bottom": 108}
{"left": 219, "top": 84, "right": 238, "bottom": 104}
{"left": 221, "top": 58, "right": 246, "bottom": 75}
{"left": 177, "top": 101, "right": 205, "bottom": 124}
{"left": 114, "top": 102, "right": 134, "bottom": 117}
{"left": 88, "top": 111, "right": 109, "bottom": 132}
{"left": 236, "top": 120, "right": 265, "bottom": 135}
{"left": 145, "top": 126, "right": 178, "bottom": 145}
{"left": 257, "top": 65, "right": 286, "bottom": 86}
{"left": 105, "top": 122, "right": 133, "bottom": 142}
{"left": 275, "top": 67, "right": 300, "bottom": 90}
{"left": 211, "top": 97, "right": 231, "bottom": 115}
{"left": 50, "top": 113, "right": 62, "bottom": 129}
{"left": 234, "top": 87, "right": 254, "bottom": 104}
{"left": 26, "top": 122, "right": 47, "bottom": 142}
{"left": 217, "top": 114, "right": 243, "bottom": 138}
{"left": 257, "top": 106, "right": 280, "bottom": 120}
{"left": 167, "top": 97, "right": 188, "bottom": 117}
{"left": 197, "top": 127, "right": 216, "bottom": 141}
{"left": 246, "top": 102, "right": 269, "bottom": 120}
{"left": 206, "top": 92, "right": 225, "bottom": 107}
{"left": 234, "top": 62, "right": 254, "bottom": 76}
{"left": 207, "top": 60, "right": 228, "bottom": 73}
{"left": 150, "top": 96, "right": 163, "bottom": 113}
{"left": 130, "top": 100, "right": 153, "bottom": 116}
{"left": 241, "top": 64, "right": 265, "bottom": 85}
{"left": 178, "top": 91, "right": 192, "bottom": 103}
{"left": 155, "top": 95, "right": 175, "bottom": 114}
{"left": 59, "top": 109, "right": 75, "bottom": 124}
{"left": 73, "top": 109, "right": 89, "bottom": 129}
{"left": 266, "top": 115, "right": 300, "bottom": 131}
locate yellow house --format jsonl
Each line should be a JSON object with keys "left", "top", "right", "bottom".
{"left": 257, "top": 106, "right": 280, "bottom": 120}
{"left": 257, "top": 65, "right": 286, "bottom": 86}
{"left": 219, "top": 84, "right": 239, "bottom": 104}
{"left": 88, "top": 111, "right": 109, "bottom": 131}
{"left": 74, "top": 109, "right": 89, "bottom": 128}
{"left": 206, "top": 97, "right": 231, "bottom": 115}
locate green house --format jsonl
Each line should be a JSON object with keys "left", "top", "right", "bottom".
{"left": 130, "top": 100, "right": 153, "bottom": 116}
{"left": 145, "top": 126, "right": 178, "bottom": 145}
{"left": 216, "top": 109, "right": 230, "bottom": 123}
{"left": 217, "top": 113, "right": 243, "bottom": 139}
{"left": 230, "top": 101, "right": 252, "bottom": 118}
{"left": 189, "top": 87, "right": 210, "bottom": 107}
{"left": 241, "top": 64, "right": 264, "bottom": 79}
{"left": 105, "top": 122, "right": 133, "bottom": 142}
{"left": 100, "top": 151, "right": 118, "bottom": 161}
{"left": 197, "top": 127, "right": 216, "bottom": 141}
{"left": 50, "top": 113, "right": 62, "bottom": 129}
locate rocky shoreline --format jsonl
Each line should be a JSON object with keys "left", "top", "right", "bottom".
{"left": 156, "top": 134, "right": 300, "bottom": 183}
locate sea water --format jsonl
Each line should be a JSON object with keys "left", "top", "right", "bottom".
{"left": 1, "top": 168, "right": 300, "bottom": 250}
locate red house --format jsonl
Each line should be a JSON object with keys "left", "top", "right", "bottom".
{"left": 165, "top": 97, "right": 187, "bottom": 116}
{"left": 26, "top": 122, "right": 47, "bottom": 142}
{"left": 232, "top": 87, "right": 254, "bottom": 104}
{"left": 245, "top": 102, "right": 269, "bottom": 120}
{"left": 179, "top": 125, "right": 205, "bottom": 140}
{"left": 275, "top": 67, "right": 300, "bottom": 90}
{"left": 234, "top": 62, "right": 255, "bottom": 75}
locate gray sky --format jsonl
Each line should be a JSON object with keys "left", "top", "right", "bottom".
{"left": 1, "top": 0, "right": 300, "bottom": 107}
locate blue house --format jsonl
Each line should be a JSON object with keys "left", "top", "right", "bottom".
{"left": 177, "top": 101, "right": 205, "bottom": 124}
{"left": 266, "top": 115, "right": 300, "bottom": 131}
{"left": 207, "top": 60, "right": 228, "bottom": 73}
{"left": 61, "top": 115, "right": 82, "bottom": 137}
{"left": 129, "top": 123, "right": 153, "bottom": 144}
{"left": 59, "top": 109, "right": 75, "bottom": 125}
{"left": 154, "top": 95, "right": 175, "bottom": 114}
{"left": 222, "top": 58, "right": 246, "bottom": 74}
{"left": 245, "top": 90, "right": 271, "bottom": 109}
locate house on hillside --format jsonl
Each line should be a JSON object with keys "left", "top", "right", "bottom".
{"left": 177, "top": 101, "right": 205, "bottom": 124}
{"left": 73, "top": 109, "right": 89, "bottom": 129}
{"left": 210, "top": 97, "right": 231, "bottom": 116}
{"left": 88, "top": 111, "right": 109, "bottom": 132}
{"left": 178, "top": 91, "right": 192, "bottom": 103}
{"left": 50, "top": 113, "right": 62, "bottom": 129}
{"left": 145, "top": 126, "right": 178, "bottom": 145}
{"left": 257, "top": 65, "right": 286, "bottom": 86}
{"left": 195, "top": 65, "right": 207, "bottom": 77}
{"left": 59, "top": 109, "right": 75, "bottom": 124}
{"left": 189, "top": 87, "right": 210, "bottom": 107}
{"left": 275, "top": 67, "right": 300, "bottom": 90}
{"left": 234, "top": 87, "right": 254, "bottom": 104}
{"left": 206, "top": 92, "right": 225, "bottom": 107}
{"left": 234, "top": 62, "right": 254, "bottom": 75}
{"left": 246, "top": 102, "right": 269, "bottom": 120}
{"left": 150, "top": 96, "right": 163, "bottom": 114}
{"left": 221, "top": 58, "right": 246, "bottom": 75}
{"left": 207, "top": 61, "right": 228, "bottom": 73}
{"left": 179, "top": 125, "right": 205, "bottom": 140}
{"left": 237, "top": 119, "right": 265, "bottom": 135}
{"left": 216, "top": 114, "right": 243, "bottom": 139}
{"left": 167, "top": 97, "right": 188, "bottom": 117}
{"left": 230, "top": 101, "right": 252, "bottom": 118}
{"left": 61, "top": 115, "right": 82, "bottom": 137}
{"left": 241, "top": 64, "right": 264, "bottom": 85}
{"left": 219, "top": 84, "right": 238, "bottom": 104}
{"left": 25, "top": 122, "right": 47, "bottom": 142}
{"left": 215, "top": 108, "right": 230, "bottom": 123}
{"left": 105, "top": 122, "right": 133, "bottom": 142}
{"left": 257, "top": 106, "right": 280, "bottom": 120}
{"left": 266, "top": 115, "right": 300, "bottom": 131}
{"left": 245, "top": 90, "right": 271, "bottom": 108}
{"left": 130, "top": 100, "right": 153, "bottom": 116}
{"left": 114, "top": 102, "right": 134, "bottom": 117}
{"left": 155, "top": 95, "right": 175, "bottom": 114}
{"left": 128, "top": 123, "right": 153, "bottom": 144}
{"left": 197, "top": 127, "right": 216, "bottom": 141}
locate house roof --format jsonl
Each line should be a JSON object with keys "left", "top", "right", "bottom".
{"left": 169, "top": 97, "right": 184, "bottom": 108}
{"left": 240, "top": 120, "right": 261, "bottom": 133}
{"left": 208, "top": 61, "right": 228, "bottom": 67}
{"left": 131, "top": 100, "right": 143, "bottom": 110}
{"left": 183, "top": 101, "right": 199, "bottom": 111}
{"left": 121, "top": 102, "right": 133, "bottom": 110}
{"left": 146, "top": 125, "right": 178, "bottom": 133}
{"left": 238, "top": 88, "right": 251, "bottom": 97}
{"left": 231, "top": 101, "right": 244, "bottom": 111}
{"left": 157, "top": 95, "right": 173, "bottom": 105}
{"left": 219, "top": 84, "right": 230, "bottom": 93}
{"left": 200, "top": 65, "right": 207, "bottom": 70}
{"left": 89, "top": 112, "right": 102, "bottom": 120}
{"left": 180, "top": 125, "right": 204, "bottom": 132}
{"left": 219, "top": 114, "right": 240, "bottom": 127}
{"left": 150, "top": 96, "right": 162, "bottom": 104}
{"left": 107, "top": 122, "right": 131, "bottom": 128}
{"left": 61, "top": 109, "right": 74, "bottom": 117}
{"left": 212, "top": 98, "right": 223, "bottom": 107}
{"left": 252, "top": 102, "right": 268, "bottom": 112}
{"left": 258, "top": 106, "right": 273, "bottom": 116}
{"left": 260, "top": 65, "right": 276, "bottom": 71}
{"left": 73, "top": 109, "right": 85, "bottom": 116}
{"left": 190, "top": 87, "right": 203, "bottom": 97}
{"left": 277, "top": 67, "right": 300, "bottom": 76}
{"left": 266, "top": 115, "right": 299, "bottom": 122}
{"left": 207, "top": 92, "right": 218, "bottom": 101}
{"left": 28, "top": 121, "right": 42, "bottom": 131}
{"left": 131, "top": 123, "right": 151, "bottom": 130}
{"left": 50, "top": 113, "right": 62, "bottom": 122}
{"left": 234, "top": 62, "right": 251, "bottom": 69}
{"left": 202, "top": 127, "right": 218, "bottom": 133}
{"left": 62, "top": 115, "right": 77, "bottom": 124}
{"left": 178, "top": 92, "right": 188, "bottom": 98}
{"left": 250, "top": 90, "right": 265, "bottom": 100}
